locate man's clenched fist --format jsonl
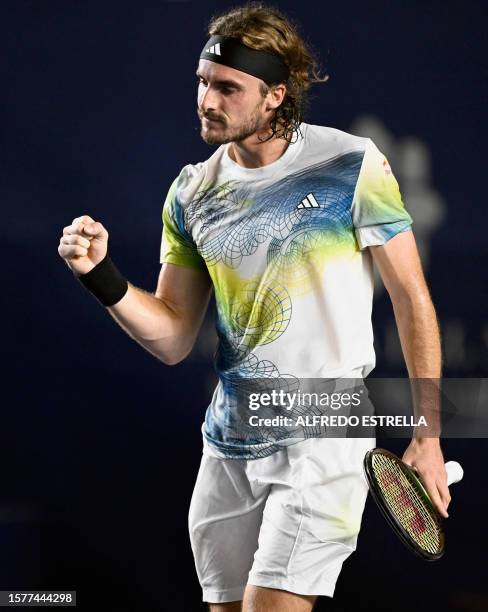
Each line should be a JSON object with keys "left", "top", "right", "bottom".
{"left": 58, "top": 215, "right": 109, "bottom": 276}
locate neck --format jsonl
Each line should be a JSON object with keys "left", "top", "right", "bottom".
{"left": 228, "top": 127, "right": 290, "bottom": 169}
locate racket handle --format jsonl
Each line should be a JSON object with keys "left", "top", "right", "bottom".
{"left": 445, "top": 461, "right": 464, "bottom": 486}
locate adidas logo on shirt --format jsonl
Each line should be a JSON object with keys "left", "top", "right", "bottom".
{"left": 204, "top": 43, "right": 222, "bottom": 56}
{"left": 297, "top": 193, "right": 320, "bottom": 209}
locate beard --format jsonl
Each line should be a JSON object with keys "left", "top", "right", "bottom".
{"left": 198, "top": 100, "right": 266, "bottom": 145}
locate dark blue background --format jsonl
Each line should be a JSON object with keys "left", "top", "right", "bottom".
{"left": 2, "top": 1, "right": 487, "bottom": 610}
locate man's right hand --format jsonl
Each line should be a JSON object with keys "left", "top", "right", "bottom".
{"left": 58, "top": 214, "right": 213, "bottom": 366}
{"left": 58, "top": 215, "right": 109, "bottom": 276}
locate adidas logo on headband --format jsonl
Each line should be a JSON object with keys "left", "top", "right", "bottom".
{"left": 200, "top": 35, "right": 289, "bottom": 86}
{"left": 204, "top": 43, "right": 222, "bottom": 56}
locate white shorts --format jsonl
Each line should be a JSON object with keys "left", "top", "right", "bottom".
{"left": 188, "top": 436, "right": 375, "bottom": 604}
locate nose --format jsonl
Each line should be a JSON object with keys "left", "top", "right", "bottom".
{"left": 198, "top": 84, "right": 219, "bottom": 114}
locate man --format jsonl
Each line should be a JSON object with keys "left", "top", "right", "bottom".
{"left": 58, "top": 4, "right": 450, "bottom": 611}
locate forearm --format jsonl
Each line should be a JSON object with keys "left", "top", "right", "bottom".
{"left": 392, "top": 292, "right": 442, "bottom": 437}
{"left": 107, "top": 283, "right": 194, "bottom": 365}
{"left": 392, "top": 292, "right": 441, "bottom": 378}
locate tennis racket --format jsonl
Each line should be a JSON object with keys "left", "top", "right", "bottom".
{"left": 363, "top": 448, "right": 463, "bottom": 561}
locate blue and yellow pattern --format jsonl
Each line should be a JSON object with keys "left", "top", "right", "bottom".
{"left": 160, "top": 125, "right": 412, "bottom": 458}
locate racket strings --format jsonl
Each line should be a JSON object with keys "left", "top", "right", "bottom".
{"left": 372, "top": 454, "right": 441, "bottom": 555}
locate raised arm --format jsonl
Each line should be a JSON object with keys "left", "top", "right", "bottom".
{"left": 58, "top": 215, "right": 213, "bottom": 365}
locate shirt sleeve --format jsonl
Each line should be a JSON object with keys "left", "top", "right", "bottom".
{"left": 352, "top": 138, "right": 413, "bottom": 250}
{"left": 160, "top": 172, "right": 207, "bottom": 271}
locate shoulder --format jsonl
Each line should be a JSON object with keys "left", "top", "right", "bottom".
{"left": 172, "top": 145, "right": 226, "bottom": 205}
{"left": 303, "top": 123, "right": 369, "bottom": 155}
{"left": 173, "top": 161, "right": 205, "bottom": 198}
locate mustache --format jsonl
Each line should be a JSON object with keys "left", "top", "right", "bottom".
{"left": 198, "top": 110, "right": 225, "bottom": 123}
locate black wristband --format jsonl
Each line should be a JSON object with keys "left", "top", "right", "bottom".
{"left": 77, "top": 254, "right": 129, "bottom": 307}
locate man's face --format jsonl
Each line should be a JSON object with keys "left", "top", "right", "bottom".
{"left": 196, "top": 59, "right": 269, "bottom": 145}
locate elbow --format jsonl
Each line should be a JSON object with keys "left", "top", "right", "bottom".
{"left": 159, "top": 354, "right": 186, "bottom": 366}
{"left": 130, "top": 312, "right": 197, "bottom": 365}
{"left": 155, "top": 339, "right": 195, "bottom": 366}
{"left": 390, "top": 287, "right": 436, "bottom": 318}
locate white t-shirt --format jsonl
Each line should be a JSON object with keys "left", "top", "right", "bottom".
{"left": 160, "top": 122, "right": 412, "bottom": 458}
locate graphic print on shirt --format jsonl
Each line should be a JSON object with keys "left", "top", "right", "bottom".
{"left": 175, "top": 152, "right": 364, "bottom": 454}
{"left": 160, "top": 127, "right": 413, "bottom": 458}
{"left": 184, "top": 151, "right": 363, "bottom": 367}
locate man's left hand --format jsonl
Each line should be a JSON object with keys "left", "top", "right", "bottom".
{"left": 402, "top": 438, "right": 451, "bottom": 518}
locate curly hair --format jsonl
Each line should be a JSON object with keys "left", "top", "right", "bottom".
{"left": 206, "top": 2, "right": 329, "bottom": 143}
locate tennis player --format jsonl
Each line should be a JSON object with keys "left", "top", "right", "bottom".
{"left": 58, "top": 4, "right": 451, "bottom": 611}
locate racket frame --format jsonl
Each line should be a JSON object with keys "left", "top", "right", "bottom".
{"left": 363, "top": 448, "right": 445, "bottom": 561}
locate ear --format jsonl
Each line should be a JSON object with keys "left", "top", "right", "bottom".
{"left": 265, "top": 83, "right": 287, "bottom": 110}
